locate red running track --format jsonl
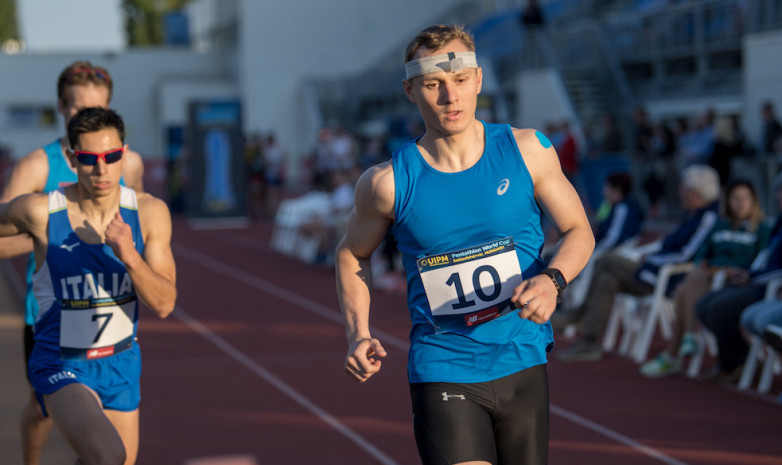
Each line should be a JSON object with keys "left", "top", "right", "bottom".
{"left": 14, "top": 218, "right": 782, "bottom": 464}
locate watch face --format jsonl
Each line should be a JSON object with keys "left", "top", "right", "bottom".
{"left": 544, "top": 268, "right": 566, "bottom": 290}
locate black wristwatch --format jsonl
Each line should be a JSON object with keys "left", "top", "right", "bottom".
{"left": 541, "top": 268, "right": 567, "bottom": 295}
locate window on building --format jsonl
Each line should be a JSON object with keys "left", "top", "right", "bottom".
{"left": 8, "top": 106, "right": 57, "bottom": 128}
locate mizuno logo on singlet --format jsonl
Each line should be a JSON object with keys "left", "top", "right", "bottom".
{"left": 442, "top": 392, "right": 466, "bottom": 401}
{"left": 60, "top": 242, "right": 80, "bottom": 252}
{"left": 497, "top": 179, "right": 510, "bottom": 195}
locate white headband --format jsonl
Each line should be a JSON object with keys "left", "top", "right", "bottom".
{"left": 405, "top": 51, "right": 478, "bottom": 80}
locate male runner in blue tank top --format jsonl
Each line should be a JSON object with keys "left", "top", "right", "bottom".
{"left": 0, "top": 61, "right": 144, "bottom": 465}
{"left": 336, "top": 24, "right": 594, "bottom": 465}
{"left": 0, "top": 107, "right": 176, "bottom": 465}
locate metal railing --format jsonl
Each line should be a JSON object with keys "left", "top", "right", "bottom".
{"left": 605, "top": 0, "right": 745, "bottom": 61}
{"left": 747, "top": 0, "right": 782, "bottom": 33}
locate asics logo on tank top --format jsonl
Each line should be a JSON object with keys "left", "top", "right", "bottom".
{"left": 497, "top": 178, "right": 510, "bottom": 195}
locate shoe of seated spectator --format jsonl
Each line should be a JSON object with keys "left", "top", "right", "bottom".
{"left": 639, "top": 351, "right": 681, "bottom": 378}
{"left": 698, "top": 366, "right": 721, "bottom": 383}
{"left": 699, "top": 365, "right": 743, "bottom": 385}
{"left": 763, "top": 324, "right": 782, "bottom": 353}
{"left": 677, "top": 332, "right": 698, "bottom": 358}
{"left": 554, "top": 339, "right": 602, "bottom": 362}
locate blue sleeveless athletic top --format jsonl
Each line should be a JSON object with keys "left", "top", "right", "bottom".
{"left": 392, "top": 122, "right": 552, "bottom": 384}
{"left": 24, "top": 140, "right": 125, "bottom": 325}
{"left": 31, "top": 186, "right": 144, "bottom": 360}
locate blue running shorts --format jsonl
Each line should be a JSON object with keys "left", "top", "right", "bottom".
{"left": 28, "top": 343, "right": 142, "bottom": 417}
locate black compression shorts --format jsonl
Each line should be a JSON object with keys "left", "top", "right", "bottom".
{"left": 410, "top": 363, "right": 549, "bottom": 465}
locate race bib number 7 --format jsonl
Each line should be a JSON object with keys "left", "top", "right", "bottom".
{"left": 59, "top": 295, "right": 136, "bottom": 360}
{"left": 417, "top": 237, "right": 523, "bottom": 333}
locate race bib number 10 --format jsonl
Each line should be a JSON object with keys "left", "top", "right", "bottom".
{"left": 417, "top": 237, "right": 523, "bottom": 333}
{"left": 59, "top": 295, "right": 136, "bottom": 360}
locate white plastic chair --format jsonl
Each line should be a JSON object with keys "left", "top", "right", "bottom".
{"left": 602, "top": 238, "right": 669, "bottom": 359}
{"left": 270, "top": 191, "right": 331, "bottom": 263}
{"left": 628, "top": 262, "right": 696, "bottom": 364}
{"left": 601, "top": 234, "right": 696, "bottom": 363}
{"left": 601, "top": 237, "right": 652, "bottom": 354}
{"left": 685, "top": 329, "right": 718, "bottom": 378}
{"left": 603, "top": 293, "right": 643, "bottom": 356}
{"left": 686, "top": 253, "right": 779, "bottom": 381}
{"left": 569, "top": 235, "right": 643, "bottom": 313}
{"left": 685, "top": 271, "right": 727, "bottom": 378}
{"left": 737, "top": 278, "right": 782, "bottom": 393}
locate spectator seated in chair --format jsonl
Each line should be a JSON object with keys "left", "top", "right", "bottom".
{"left": 299, "top": 168, "right": 357, "bottom": 264}
{"left": 559, "top": 171, "right": 645, "bottom": 313}
{"left": 694, "top": 175, "right": 782, "bottom": 384}
{"left": 640, "top": 180, "right": 770, "bottom": 378}
{"left": 554, "top": 165, "right": 720, "bottom": 362}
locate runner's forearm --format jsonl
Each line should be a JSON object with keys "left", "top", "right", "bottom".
{"left": 336, "top": 244, "right": 374, "bottom": 343}
{"left": 546, "top": 224, "right": 595, "bottom": 283}
{"left": 123, "top": 252, "right": 176, "bottom": 318}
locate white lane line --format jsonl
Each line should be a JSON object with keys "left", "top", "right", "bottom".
{"left": 174, "top": 308, "right": 400, "bottom": 465}
{"left": 174, "top": 243, "right": 409, "bottom": 349}
{"left": 550, "top": 405, "right": 690, "bottom": 465}
{"left": 174, "top": 243, "right": 692, "bottom": 465}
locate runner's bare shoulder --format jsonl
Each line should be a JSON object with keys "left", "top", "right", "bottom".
{"left": 1, "top": 148, "right": 49, "bottom": 200}
{"left": 355, "top": 160, "right": 394, "bottom": 218}
{"left": 136, "top": 192, "right": 172, "bottom": 236}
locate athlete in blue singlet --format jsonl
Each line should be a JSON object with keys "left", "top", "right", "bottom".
{"left": 336, "top": 25, "right": 594, "bottom": 465}
{"left": 23, "top": 140, "right": 129, "bottom": 345}
{"left": 0, "top": 61, "right": 144, "bottom": 465}
{"left": 0, "top": 108, "right": 176, "bottom": 465}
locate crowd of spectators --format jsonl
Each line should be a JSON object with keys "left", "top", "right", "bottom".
{"left": 554, "top": 164, "right": 722, "bottom": 361}
{"left": 552, "top": 161, "right": 782, "bottom": 396}
{"left": 577, "top": 101, "right": 782, "bottom": 220}
{"left": 556, "top": 106, "right": 782, "bottom": 393}
{"left": 245, "top": 130, "right": 289, "bottom": 219}
{"left": 641, "top": 179, "right": 770, "bottom": 378}
{"left": 269, "top": 123, "right": 401, "bottom": 272}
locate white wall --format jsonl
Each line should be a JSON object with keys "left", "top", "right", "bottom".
{"left": 158, "top": 81, "right": 239, "bottom": 126}
{"left": 516, "top": 68, "right": 577, "bottom": 132}
{"left": 237, "top": 0, "right": 483, "bottom": 162}
{"left": 17, "top": 0, "right": 125, "bottom": 52}
{"left": 743, "top": 30, "right": 782, "bottom": 151}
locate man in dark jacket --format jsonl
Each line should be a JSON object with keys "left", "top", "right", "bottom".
{"left": 555, "top": 165, "right": 720, "bottom": 361}
{"left": 560, "top": 172, "right": 645, "bottom": 312}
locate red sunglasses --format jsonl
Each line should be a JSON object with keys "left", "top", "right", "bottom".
{"left": 73, "top": 148, "right": 124, "bottom": 166}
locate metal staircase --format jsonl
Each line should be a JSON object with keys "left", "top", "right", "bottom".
{"left": 561, "top": 70, "right": 613, "bottom": 129}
